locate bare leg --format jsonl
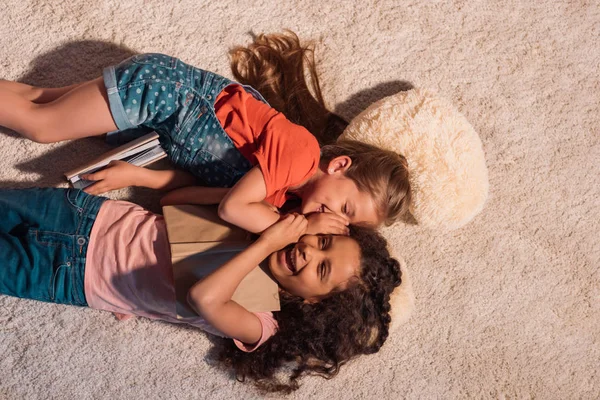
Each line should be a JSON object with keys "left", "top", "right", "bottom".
{"left": 0, "top": 80, "right": 84, "bottom": 103}
{"left": 0, "top": 77, "right": 117, "bottom": 143}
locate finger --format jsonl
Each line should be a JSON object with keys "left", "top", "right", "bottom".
{"left": 299, "top": 217, "right": 309, "bottom": 233}
{"left": 292, "top": 214, "right": 307, "bottom": 227}
{"left": 83, "top": 182, "right": 103, "bottom": 195}
{"left": 93, "top": 185, "right": 111, "bottom": 195}
{"left": 337, "top": 214, "right": 350, "bottom": 225}
{"left": 296, "top": 220, "right": 309, "bottom": 239}
{"left": 288, "top": 214, "right": 304, "bottom": 229}
{"left": 279, "top": 213, "right": 295, "bottom": 225}
{"left": 283, "top": 213, "right": 296, "bottom": 221}
{"left": 324, "top": 212, "right": 350, "bottom": 225}
{"left": 327, "top": 221, "right": 350, "bottom": 235}
{"left": 82, "top": 169, "right": 106, "bottom": 181}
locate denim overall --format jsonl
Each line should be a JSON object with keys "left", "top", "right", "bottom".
{"left": 0, "top": 188, "right": 105, "bottom": 306}
{"left": 103, "top": 53, "right": 269, "bottom": 187}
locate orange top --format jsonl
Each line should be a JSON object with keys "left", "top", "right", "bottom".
{"left": 214, "top": 85, "right": 320, "bottom": 207}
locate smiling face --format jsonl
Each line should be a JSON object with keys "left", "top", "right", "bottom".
{"left": 267, "top": 234, "right": 361, "bottom": 302}
{"left": 299, "top": 158, "right": 381, "bottom": 227}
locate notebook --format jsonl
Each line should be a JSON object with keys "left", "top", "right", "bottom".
{"left": 162, "top": 204, "right": 281, "bottom": 319}
{"left": 64, "top": 131, "right": 167, "bottom": 189}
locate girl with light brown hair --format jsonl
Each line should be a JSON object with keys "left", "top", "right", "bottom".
{"left": 0, "top": 32, "right": 410, "bottom": 230}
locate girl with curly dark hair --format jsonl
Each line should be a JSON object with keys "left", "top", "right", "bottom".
{"left": 211, "top": 225, "right": 403, "bottom": 393}
{"left": 0, "top": 187, "right": 402, "bottom": 394}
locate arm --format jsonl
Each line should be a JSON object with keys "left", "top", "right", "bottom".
{"left": 218, "top": 165, "right": 281, "bottom": 233}
{"left": 160, "top": 186, "right": 230, "bottom": 206}
{"left": 136, "top": 167, "right": 198, "bottom": 190}
{"left": 187, "top": 214, "right": 307, "bottom": 344}
{"left": 82, "top": 161, "right": 198, "bottom": 195}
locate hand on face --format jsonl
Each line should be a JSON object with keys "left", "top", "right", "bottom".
{"left": 299, "top": 157, "right": 381, "bottom": 227}
{"left": 259, "top": 213, "right": 308, "bottom": 253}
{"left": 305, "top": 211, "right": 349, "bottom": 235}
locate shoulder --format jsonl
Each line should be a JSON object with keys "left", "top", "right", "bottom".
{"left": 264, "top": 114, "right": 320, "bottom": 158}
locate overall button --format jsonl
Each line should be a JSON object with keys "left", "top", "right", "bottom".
{"left": 206, "top": 94, "right": 212, "bottom": 100}
{"left": 77, "top": 237, "right": 87, "bottom": 255}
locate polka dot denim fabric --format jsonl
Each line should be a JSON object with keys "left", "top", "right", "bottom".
{"left": 103, "top": 53, "right": 257, "bottom": 187}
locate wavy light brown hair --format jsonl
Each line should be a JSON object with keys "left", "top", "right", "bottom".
{"left": 229, "top": 31, "right": 411, "bottom": 225}
{"left": 212, "top": 227, "right": 402, "bottom": 393}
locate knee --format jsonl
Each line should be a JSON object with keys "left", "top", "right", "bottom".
{"left": 21, "top": 106, "right": 63, "bottom": 143}
{"left": 21, "top": 123, "right": 61, "bottom": 144}
{"left": 22, "top": 86, "right": 45, "bottom": 102}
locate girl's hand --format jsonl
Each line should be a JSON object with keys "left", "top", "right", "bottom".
{"left": 258, "top": 213, "right": 308, "bottom": 252}
{"left": 305, "top": 212, "right": 349, "bottom": 235}
{"left": 82, "top": 160, "right": 142, "bottom": 194}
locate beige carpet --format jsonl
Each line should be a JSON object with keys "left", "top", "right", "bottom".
{"left": 1, "top": 1, "right": 598, "bottom": 399}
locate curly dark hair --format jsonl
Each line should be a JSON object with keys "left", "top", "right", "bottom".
{"left": 212, "top": 226, "right": 402, "bottom": 393}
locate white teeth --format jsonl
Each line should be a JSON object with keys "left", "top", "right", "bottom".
{"left": 286, "top": 249, "right": 295, "bottom": 273}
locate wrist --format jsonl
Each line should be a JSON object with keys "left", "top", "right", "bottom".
{"left": 137, "top": 168, "right": 159, "bottom": 189}
{"left": 254, "top": 235, "right": 281, "bottom": 255}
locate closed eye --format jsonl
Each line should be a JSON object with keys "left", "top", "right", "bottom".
{"left": 344, "top": 203, "right": 355, "bottom": 219}
{"left": 319, "top": 235, "right": 332, "bottom": 250}
{"left": 318, "top": 262, "right": 326, "bottom": 280}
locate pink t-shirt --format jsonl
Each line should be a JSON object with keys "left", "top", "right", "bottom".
{"left": 84, "top": 200, "right": 278, "bottom": 352}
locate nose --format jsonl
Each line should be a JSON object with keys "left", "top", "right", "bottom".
{"left": 295, "top": 242, "right": 311, "bottom": 271}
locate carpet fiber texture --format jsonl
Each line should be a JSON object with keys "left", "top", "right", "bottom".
{"left": 0, "top": 1, "right": 598, "bottom": 399}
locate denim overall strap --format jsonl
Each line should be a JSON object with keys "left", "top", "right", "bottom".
{"left": 238, "top": 83, "right": 271, "bottom": 106}
{"left": 0, "top": 188, "right": 106, "bottom": 306}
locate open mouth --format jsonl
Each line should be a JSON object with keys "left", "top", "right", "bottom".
{"left": 285, "top": 248, "right": 297, "bottom": 273}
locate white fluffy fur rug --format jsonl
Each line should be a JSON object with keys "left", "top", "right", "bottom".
{"left": 1, "top": 1, "right": 598, "bottom": 399}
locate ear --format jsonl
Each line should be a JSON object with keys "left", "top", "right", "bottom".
{"left": 327, "top": 156, "right": 352, "bottom": 174}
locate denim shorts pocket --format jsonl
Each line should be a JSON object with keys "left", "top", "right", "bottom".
{"left": 64, "top": 189, "right": 86, "bottom": 214}
{"left": 172, "top": 97, "right": 201, "bottom": 143}
{"left": 30, "top": 230, "right": 75, "bottom": 302}
{"left": 131, "top": 53, "right": 178, "bottom": 70}
{"left": 192, "top": 150, "right": 240, "bottom": 187}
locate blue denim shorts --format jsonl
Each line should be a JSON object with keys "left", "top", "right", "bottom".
{"left": 0, "top": 188, "right": 106, "bottom": 306}
{"left": 103, "top": 53, "right": 268, "bottom": 187}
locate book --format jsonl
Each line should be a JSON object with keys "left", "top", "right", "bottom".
{"left": 64, "top": 131, "right": 167, "bottom": 189}
{"left": 162, "top": 204, "right": 280, "bottom": 319}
